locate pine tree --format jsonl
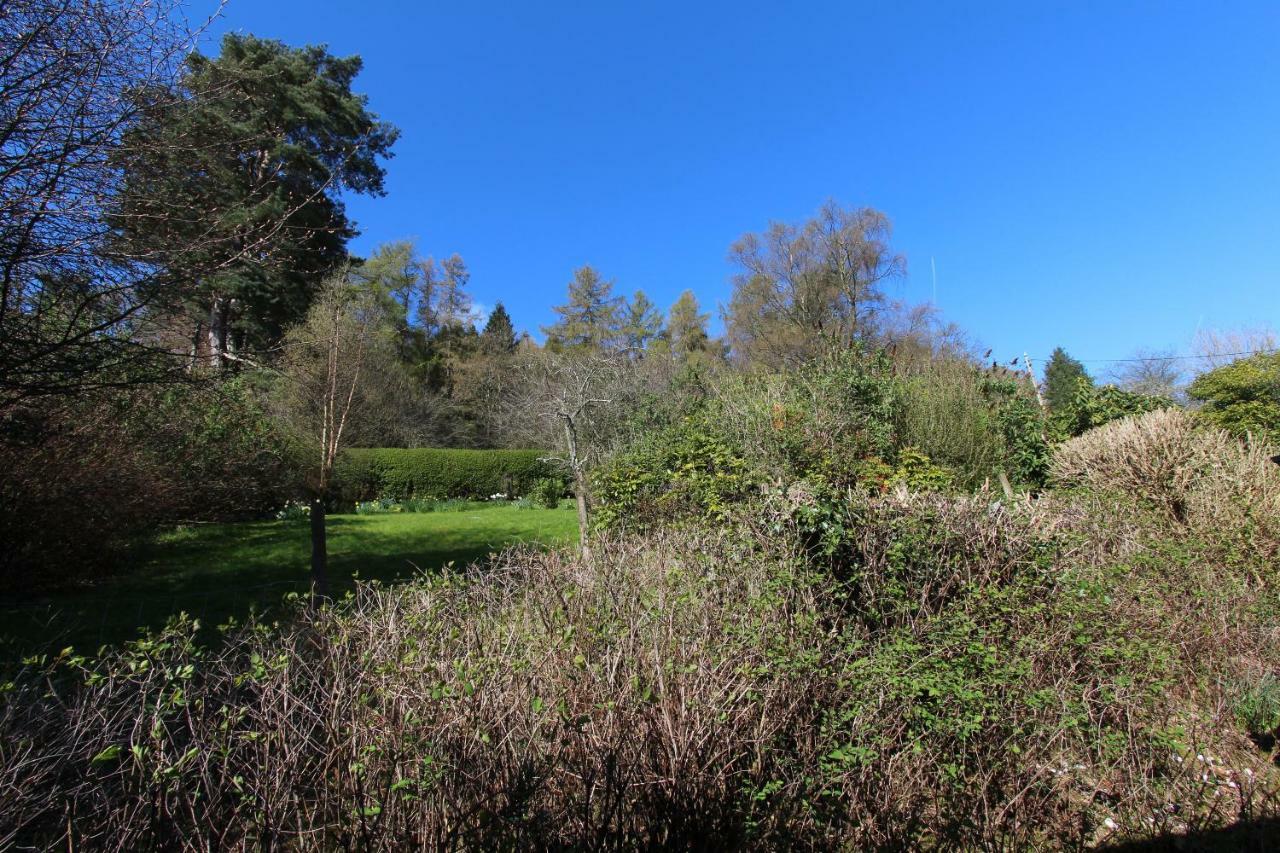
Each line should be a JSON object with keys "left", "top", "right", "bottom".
{"left": 417, "top": 254, "right": 474, "bottom": 333}
{"left": 1043, "top": 347, "right": 1092, "bottom": 411}
{"left": 542, "top": 265, "right": 623, "bottom": 350}
{"left": 620, "top": 290, "right": 664, "bottom": 353}
{"left": 667, "top": 290, "right": 710, "bottom": 358}
{"left": 117, "top": 33, "right": 398, "bottom": 367}
{"left": 481, "top": 302, "right": 518, "bottom": 354}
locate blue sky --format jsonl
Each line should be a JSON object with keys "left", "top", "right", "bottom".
{"left": 206, "top": 1, "right": 1279, "bottom": 374}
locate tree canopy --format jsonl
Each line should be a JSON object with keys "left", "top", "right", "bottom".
{"left": 542, "top": 266, "right": 623, "bottom": 351}
{"left": 118, "top": 33, "right": 398, "bottom": 368}
{"left": 724, "top": 201, "right": 905, "bottom": 368}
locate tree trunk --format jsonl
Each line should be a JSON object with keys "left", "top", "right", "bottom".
{"left": 207, "top": 296, "right": 232, "bottom": 369}
{"left": 562, "top": 418, "right": 591, "bottom": 560}
{"left": 572, "top": 467, "right": 591, "bottom": 560}
{"left": 309, "top": 494, "right": 329, "bottom": 602}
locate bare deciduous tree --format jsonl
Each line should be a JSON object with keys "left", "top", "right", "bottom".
{"left": 0, "top": 0, "right": 223, "bottom": 406}
{"left": 504, "top": 347, "right": 636, "bottom": 558}
{"left": 276, "top": 273, "right": 404, "bottom": 597}
{"left": 725, "top": 200, "right": 905, "bottom": 369}
{"left": 1107, "top": 349, "right": 1184, "bottom": 400}
{"left": 1192, "top": 326, "right": 1278, "bottom": 373}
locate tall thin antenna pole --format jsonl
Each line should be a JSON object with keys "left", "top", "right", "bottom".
{"left": 930, "top": 257, "right": 937, "bottom": 305}
{"left": 1023, "top": 352, "right": 1046, "bottom": 411}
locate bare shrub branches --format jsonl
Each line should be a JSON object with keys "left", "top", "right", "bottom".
{"left": 0, "top": 0, "right": 221, "bottom": 404}
{"left": 3, "top": 490, "right": 1276, "bottom": 849}
{"left": 1051, "top": 408, "right": 1280, "bottom": 571}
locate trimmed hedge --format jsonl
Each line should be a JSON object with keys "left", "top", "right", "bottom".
{"left": 335, "top": 448, "right": 563, "bottom": 503}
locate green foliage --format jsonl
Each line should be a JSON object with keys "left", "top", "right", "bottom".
{"left": 666, "top": 289, "right": 712, "bottom": 362}
{"left": 1051, "top": 376, "right": 1170, "bottom": 439}
{"left": 592, "top": 412, "right": 752, "bottom": 530}
{"left": 120, "top": 33, "right": 398, "bottom": 351}
{"left": 336, "top": 448, "right": 560, "bottom": 503}
{"left": 1187, "top": 352, "right": 1280, "bottom": 439}
{"left": 1233, "top": 674, "right": 1280, "bottom": 737}
{"left": 733, "top": 347, "right": 900, "bottom": 490}
{"left": 1043, "top": 347, "right": 1090, "bottom": 412}
{"left": 480, "top": 302, "right": 518, "bottom": 354}
{"left": 888, "top": 447, "right": 954, "bottom": 491}
{"left": 542, "top": 265, "right": 623, "bottom": 350}
{"left": 619, "top": 290, "right": 664, "bottom": 352}
{"left": 897, "top": 362, "right": 1049, "bottom": 488}
{"left": 530, "top": 477, "right": 565, "bottom": 509}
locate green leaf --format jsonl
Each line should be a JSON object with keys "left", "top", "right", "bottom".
{"left": 91, "top": 744, "right": 123, "bottom": 766}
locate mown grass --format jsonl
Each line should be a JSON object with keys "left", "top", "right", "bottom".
{"left": 0, "top": 503, "right": 577, "bottom": 659}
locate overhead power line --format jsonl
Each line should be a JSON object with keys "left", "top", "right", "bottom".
{"left": 1025, "top": 347, "right": 1278, "bottom": 365}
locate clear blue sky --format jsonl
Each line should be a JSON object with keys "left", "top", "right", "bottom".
{"left": 206, "top": 1, "right": 1279, "bottom": 373}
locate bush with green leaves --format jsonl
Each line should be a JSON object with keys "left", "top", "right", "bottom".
{"left": 529, "top": 476, "right": 565, "bottom": 509}
{"left": 592, "top": 411, "right": 753, "bottom": 530}
{"left": 1050, "top": 375, "right": 1170, "bottom": 439}
{"left": 335, "top": 448, "right": 560, "bottom": 504}
{"left": 1187, "top": 351, "right": 1280, "bottom": 439}
{"left": 896, "top": 360, "right": 1005, "bottom": 486}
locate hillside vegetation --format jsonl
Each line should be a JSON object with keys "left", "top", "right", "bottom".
{"left": 4, "top": 397, "right": 1278, "bottom": 849}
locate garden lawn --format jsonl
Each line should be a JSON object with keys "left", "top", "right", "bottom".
{"left": 0, "top": 503, "right": 577, "bottom": 660}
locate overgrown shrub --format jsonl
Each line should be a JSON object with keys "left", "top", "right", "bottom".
{"left": 1051, "top": 375, "right": 1170, "bottom": 439}
{"left": 4, "top": 491, "right": 1276, "bottom": 849}
{"left": 1187, "top": 351, "right": 1280, "bottom": 440}
{"left": 335, "top": 447, "right": 561, "bottom": 504}
{"left": 592, "top": 411, "right": 753, "bottom": 530}
{"left": 895, "top": 368, "right": 1051, "bottom": 488}
{"left": 595, "top": 351, "right": 1050, "bottom": 534}
{"left": 1051, "top": 408, "right": 1280, "bottom": 572}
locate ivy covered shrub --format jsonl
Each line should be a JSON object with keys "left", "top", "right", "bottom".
{"left": 334, "top": 448, "right": 562, "bottom": 504}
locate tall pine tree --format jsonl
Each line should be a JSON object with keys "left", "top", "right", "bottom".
{"left": 1043, "top": 347, "right": 1092, "bottom": 411}
{"left": 481, "top": 303, "right": 518, "bottom": 354}
{"left": 667, "top": 289, "right": 710, "bottom": 358}
{"left": 620, "top": 290, "right": 664, "bottom": 353}
{"left": 542, "top": 265, "right": 622, "bottom": 350}
{"left": 118, "top": 33, "right": 397, "bottom": 367}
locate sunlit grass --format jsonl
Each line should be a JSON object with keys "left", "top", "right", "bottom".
{"left": 1, "top": 503, "right": 577, "bottom": 658}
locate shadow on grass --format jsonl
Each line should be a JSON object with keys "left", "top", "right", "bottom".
{"left": 1100, "top": 816, "right": 1279, "bottom": 852}
{"left": 0, "top": 509, "right": 575, "bottom": 661}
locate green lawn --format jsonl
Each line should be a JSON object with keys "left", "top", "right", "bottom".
{"left": 1, "top": 503, "right": 577, "bottom": 660}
